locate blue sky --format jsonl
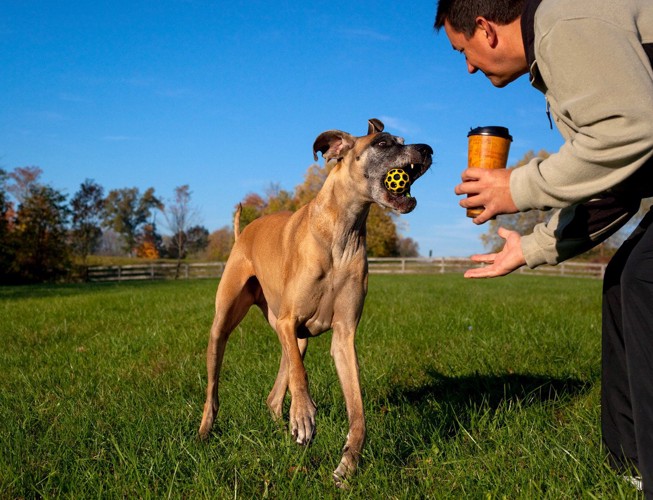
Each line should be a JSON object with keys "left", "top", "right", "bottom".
{"left": 0, "top": 0, "right": 563, "bottom": 257}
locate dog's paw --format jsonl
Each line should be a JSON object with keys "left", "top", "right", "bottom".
{"left": 332, "top": 471, "right": 350, "bottom": 490}
{"left": 289, "top": 396, "right": 317, "bottom": 445}
{"left": 198, "top": 425, "right": 211, "bottom": 441}
{"left": 332, "top": 451, "right": 358, "bottom": 487}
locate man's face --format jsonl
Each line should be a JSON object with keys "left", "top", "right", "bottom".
{"left": 443, "top": 19, "right": 525, "bottom": 88}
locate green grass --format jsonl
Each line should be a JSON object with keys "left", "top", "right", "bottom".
{"left": 0, "top": 275, "right": 641, "bottom": 498}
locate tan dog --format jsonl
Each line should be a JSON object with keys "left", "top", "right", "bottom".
{"left": 199, "top": 119, "right": 432, "bottom": 485}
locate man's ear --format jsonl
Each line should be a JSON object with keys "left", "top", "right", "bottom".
{"left": 475, "top": 17, "right": 498, "bottom": 47}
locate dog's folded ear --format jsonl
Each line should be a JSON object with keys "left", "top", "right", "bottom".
{"left": 313, "top": 131, "right": 356, "bottom": 161}
{"left": 367, "top": 118, "right": 384, "bottom": 135}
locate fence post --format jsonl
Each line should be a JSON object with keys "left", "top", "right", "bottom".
{"left": 117, "top": 266, "right": 122, "bottom": 282}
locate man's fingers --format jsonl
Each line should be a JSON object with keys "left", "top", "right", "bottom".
{"left": 465, "top": 254, "right": 498, "bottom": 278}
{"left": 455, "top": 181, "right": 476, "bottom": 196}
{"left": 461, "top": 167, "right": 483, "bottom": 182}
{"left": 464, "top": 266, "right": 498, "bottom": 279}
{"left": 470, "top": 253, "right": 496, "bottom": 264}
{"left": 459, "top": 193, "right": 482, "bottom": 208}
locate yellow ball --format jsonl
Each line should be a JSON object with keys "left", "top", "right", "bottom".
{"left": 384, "top": 169, "right": 410, "bottom": 194}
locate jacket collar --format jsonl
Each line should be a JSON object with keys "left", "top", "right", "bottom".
{"left": 521, "top": 0, "right": 545, "bottom": 88}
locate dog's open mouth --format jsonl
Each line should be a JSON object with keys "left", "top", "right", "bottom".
{"left": 382, "top": 163, "right": 428, "bottom": 213}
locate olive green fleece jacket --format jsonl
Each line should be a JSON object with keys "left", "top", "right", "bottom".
{"left": 512, "top": 0, "right": 653, "bottom": 267}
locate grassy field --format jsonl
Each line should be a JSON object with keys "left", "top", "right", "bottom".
{"left": 0, "top": 274, "right": 641, "bottom": 498}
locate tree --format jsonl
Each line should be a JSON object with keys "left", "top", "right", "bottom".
{"left": 238, "top": 193, "right": 267, "bottom": 230}
{"left": 7, "top": 166, "right": 43, "bottom": 204}
{"left": 0, "top": 169, "right": 16, "bottom": 281}
{"left": 13, "top": 185, "right": 71, "bottom": 282}
{"left": 367, "top": 205, "right": 400, "bottom": 257}
{"left": 204, "top": 226, "right": 234, "bottom": 261}
{"left": 398, "top": 237, "right": 419, "bottom": 257}
{"left": 263, "top": 183, "right": 297, "bottom": 215}
{"left": 135, "top": 223, "right": 161, "bottom": 259}
{"left": 70, "top": 179, "right": 104, "bottom": 264}
{"left": 164, "top": 185, "right": 200, "bottom": 260}
{"left": 294, "top": 163, "right": 332, "bottom": 207}
{"left": 185, "top": 225, "right": 209, "bottom": 256}
{"left": 102, "top": 187, "right": 163, "bottom": 255}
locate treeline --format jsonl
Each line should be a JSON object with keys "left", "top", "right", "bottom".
{"left": 0, "top": 167, "right": 218, "bottom": 284}
{"left": 0, "top": 161, "right": 419, "bottom": 284}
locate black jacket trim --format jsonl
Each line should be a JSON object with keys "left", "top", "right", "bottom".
{"left": 521, "top": 0, "right": 543, "bottom": 70}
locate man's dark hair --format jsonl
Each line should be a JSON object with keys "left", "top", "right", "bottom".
{"left": 434, "top": 0, "right": 525, "bottom": 37}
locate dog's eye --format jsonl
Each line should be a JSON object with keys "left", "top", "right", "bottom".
{"left": 377, "top": 141, "right": 388, "bottom": 147}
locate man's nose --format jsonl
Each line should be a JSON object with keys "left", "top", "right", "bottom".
{"left": 467, "top": 61, "right": 478, "bottom": 74}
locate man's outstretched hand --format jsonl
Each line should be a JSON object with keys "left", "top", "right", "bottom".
{"left": 464, "top": 227, "right": 526, "bottom": 278}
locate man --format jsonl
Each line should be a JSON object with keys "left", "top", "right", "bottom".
{"left": 435, "top": 0, "right": 653, "bottom": 495}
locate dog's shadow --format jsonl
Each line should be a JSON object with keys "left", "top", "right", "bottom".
{"left": 378, "top": 368, "right": 593, "bottom": 458}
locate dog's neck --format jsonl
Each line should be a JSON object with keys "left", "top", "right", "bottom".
{"left": 308, "top": 162, "right": 370, "bottom": 258}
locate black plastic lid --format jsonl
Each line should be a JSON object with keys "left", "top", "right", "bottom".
{"left": 468, "top": 126, "right": 512, "bottom": 141}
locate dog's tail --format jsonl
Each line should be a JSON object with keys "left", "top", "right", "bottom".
{"left": 233, "top": 204, "right": 242, "bottom": 241}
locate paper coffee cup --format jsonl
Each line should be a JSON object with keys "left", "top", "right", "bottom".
{"left": 466, "top": 126, "right": 512, "bottom": 218}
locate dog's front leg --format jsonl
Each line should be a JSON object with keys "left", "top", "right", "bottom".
{"left": 267, "top": 337, "right": 308, "bottom": 420}
{"left": 330, "top": 324, "right": 365, "bottom": 486}
{"left": 276, "top": 318, "right": 316, "bottom": 445}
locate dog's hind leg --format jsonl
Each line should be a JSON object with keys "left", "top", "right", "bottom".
{"left": 266, "top": 337, "right": 308, "bottom": 420}
{"left": 198, "top": 267, "right": 258, "bottom": 440}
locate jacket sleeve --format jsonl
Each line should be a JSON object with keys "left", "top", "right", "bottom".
{"left": 521, "top": 194, "right": 641, "bottom": 267}
{"left": 510, "top": 17, "right": 653, "bottom": 211}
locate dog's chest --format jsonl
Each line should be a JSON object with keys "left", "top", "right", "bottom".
{"left": 296, "top": 267, "right": 366, "bottom": 337}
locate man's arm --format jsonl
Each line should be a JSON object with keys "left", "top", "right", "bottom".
{"left": 511, "top": 17, "right": 653, "bottom": 211}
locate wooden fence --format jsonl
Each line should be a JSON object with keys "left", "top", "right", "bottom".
{"left": 86, "top": 262, "right": 225, "bottom": 282}
{"left": 86, "top": 258, "right": 606, "bottom": 282}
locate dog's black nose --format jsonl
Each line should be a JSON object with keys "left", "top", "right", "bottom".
{"left": 415, "top": 144, "right": 433, "bottom": 156}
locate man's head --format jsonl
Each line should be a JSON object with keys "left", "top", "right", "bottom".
{"left": 435, "top": 0, "right": 528, "bottom": 87}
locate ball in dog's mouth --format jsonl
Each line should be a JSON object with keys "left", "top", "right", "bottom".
{"left": 383, "top": 163, "right": 425, "bottom": 198}
{"left": 384, "top": 168, "right": 411, "bottom": 195}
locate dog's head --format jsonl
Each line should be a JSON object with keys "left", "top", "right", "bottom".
{"left": 312, "top": 119, "right": 432, "bottom": 214}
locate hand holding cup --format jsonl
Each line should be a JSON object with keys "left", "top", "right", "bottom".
{"left": 465, "top": 126, "right": 512, "bottom": 218}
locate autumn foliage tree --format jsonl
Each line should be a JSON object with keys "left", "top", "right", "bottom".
{"left": 103, "top": 187, "right": 163, "bottom": 256}
{"left": 0, "top": 170, "right": 15, "bottom": 279}
{"left": 7, "top": 166, "right": 43, "bottom": 204}
{"left": 0, "top": 168, "right": 73, "bottom": 283}
{"left": 12, "top": 185, "right": 71, "bottom": 282}
{"left": 204, "top": 226, "right": 234, "bottom": 261}
{"left": 135, "top": 223, "right": 161, "bottom": 259}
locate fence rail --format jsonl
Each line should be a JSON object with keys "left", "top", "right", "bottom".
{"left": 368, "top": 257, "right": 606, "bottom": 279}
{"left": 86, "top": 262, "right": 225, "bottom": 282}
{"left": 86, "top": 258, "right": 606, "bottom": 283}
